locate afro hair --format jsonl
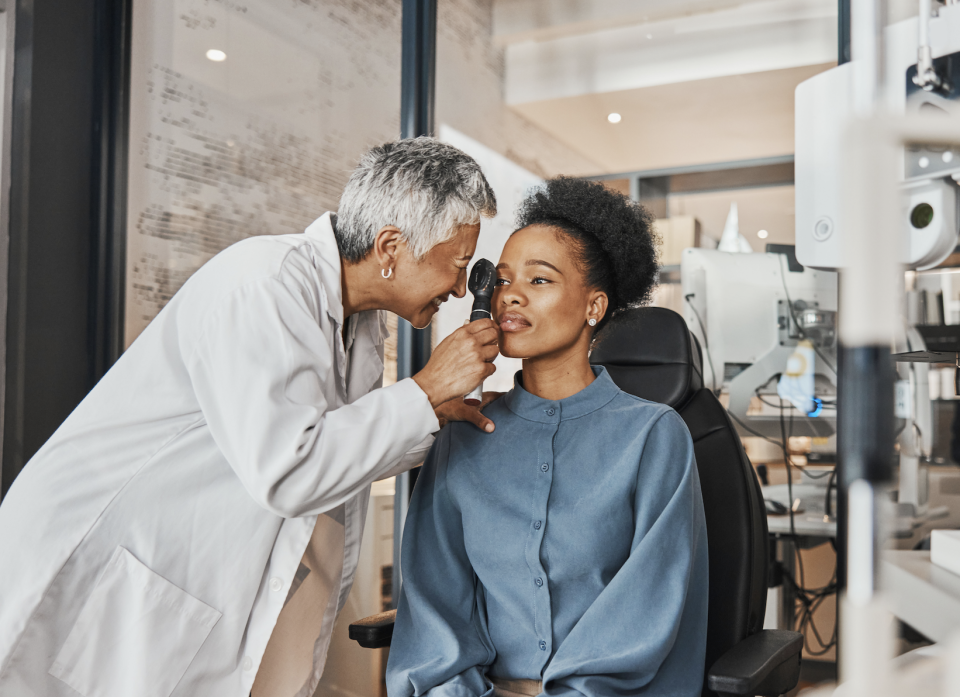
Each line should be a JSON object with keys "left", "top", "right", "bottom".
{"left": 514, "top": 176, "right": 660, "bottom": 332}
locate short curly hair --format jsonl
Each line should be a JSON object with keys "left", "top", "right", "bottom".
{"left": 515, "top": 176, "right": 660, "bottom": 333}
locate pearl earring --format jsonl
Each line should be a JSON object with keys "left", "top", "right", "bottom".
{"left": 588, "top": 318, "right": 597, "bottom": 326}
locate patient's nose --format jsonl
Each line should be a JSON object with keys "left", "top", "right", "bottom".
{"left": 496, "top": 285, "right": 522, "bottom": 306}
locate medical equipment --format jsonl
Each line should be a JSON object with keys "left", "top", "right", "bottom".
{"left": 463, "top": 258, "right": 496, "bottom": 405}
{"left": 681, "top": 248, "right": 838, "bottom": 439}
{"left": 795, "top": 3, "right": 960, "bottom": 271}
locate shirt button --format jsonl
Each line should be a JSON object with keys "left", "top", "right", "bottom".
{"left": 534, "top": 520, "right": 542, "bottom": 530}
{"left": 539, "top": 640, "right": 547, "bottom": 651}
{"left": 546, "top": 408, "right": 556, "bottom": 416}
{"left": 535, "top": 577, "right": 543, "bottom": 587}
{"left": 540, "top": 463, "right": 549, "bottom": 472}
{"left": 270, "top": 577, "right": 283, "bottom": 592}
{"left": 242, "top": 656, "right": 253, "bottom": 671}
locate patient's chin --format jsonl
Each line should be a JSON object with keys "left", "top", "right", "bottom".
{"left": 500, "top": 337, "right": 538, "bottom": 360}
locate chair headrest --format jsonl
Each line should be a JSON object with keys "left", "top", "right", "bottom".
{"left": 590, "top": 307, "right": 704, "bottom": 409}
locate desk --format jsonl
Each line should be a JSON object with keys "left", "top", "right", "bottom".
{"left": 763, "top": 482, "right": 836, "bottom": 538}
{"left": 762, "top": 483, "right": 950, "bottom": 539}
{"left": 882, "top": 550, "right": 960, "bottom": 643}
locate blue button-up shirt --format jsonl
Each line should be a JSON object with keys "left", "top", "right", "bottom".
{"left": 387, "top": 367, "right": 709, "bottom": 697}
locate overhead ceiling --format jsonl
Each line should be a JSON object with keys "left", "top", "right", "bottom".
{"left": 495, "top": 0, "right": 845, "bottom": 175}
{"left": 510, "top": 62, "right": 834, "bottom": 175}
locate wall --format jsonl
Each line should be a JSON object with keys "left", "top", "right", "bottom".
{"left": 124, "top": 0, "right": 598, "bottom": 345}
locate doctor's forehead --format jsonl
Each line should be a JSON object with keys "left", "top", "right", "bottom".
{"left": 453, "top": 222, "right": 480, "bottom": 255}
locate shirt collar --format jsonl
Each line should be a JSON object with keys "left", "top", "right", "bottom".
{"left": 304, "top": 212, "right": 345, "bottom": 327}
{"left": 304, "top": 211, "right": 387, "bottom": 350}
{"left": 504, "top": 365, "right": 620, "bottom": 424}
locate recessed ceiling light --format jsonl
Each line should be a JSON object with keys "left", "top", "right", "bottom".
{"left": 607, "top": 113, "right": 622, "bottom": 124}
{"left": 206, "top": 49, "right": 227, "bottom": 62}
{"left": 757, "top": 229, "right": 769, "bottom": 239}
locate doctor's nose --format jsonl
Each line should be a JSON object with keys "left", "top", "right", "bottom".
{"left": 451, "top": 272, "right": 467, "bottom": 299}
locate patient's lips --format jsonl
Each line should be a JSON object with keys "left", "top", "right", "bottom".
{"left": 499, "top": 311, "right": 531, "bottom": 332}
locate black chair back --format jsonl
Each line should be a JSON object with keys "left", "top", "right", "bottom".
{"left": 591, "top": 307, "right": 769, "bottom": 697}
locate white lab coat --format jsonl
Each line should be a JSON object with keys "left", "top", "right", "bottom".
{"left": 0, "top": 212, "right": 438, "bottom": 697}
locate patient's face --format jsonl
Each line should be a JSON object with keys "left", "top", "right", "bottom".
{"left": 494, "top": 224, "right": 599, "bottom": 360}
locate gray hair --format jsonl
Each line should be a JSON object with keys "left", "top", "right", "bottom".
{"left": 336, "top": 137, "right": 497, "bottom": 262}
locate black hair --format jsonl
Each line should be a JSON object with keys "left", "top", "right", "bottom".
{"left": 514, "top": 176, "right": 660, "bottom": 333}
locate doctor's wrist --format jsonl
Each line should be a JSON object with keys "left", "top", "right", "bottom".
{"left": 412, "top": 372, "right": 445, "bottom": 409}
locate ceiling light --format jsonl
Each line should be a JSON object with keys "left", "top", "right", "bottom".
{"left": 607, "top": 113, "right": 621, "bottom": 124}
{"left": 206, "top": 49, "right": 227, "bottom": 62}
{"left": 757, "top": 229, "right": 769, "bottom": 239}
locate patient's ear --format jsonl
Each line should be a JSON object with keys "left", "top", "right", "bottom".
{"left": 587, "top": 291, "right": 608, "bottom": 326}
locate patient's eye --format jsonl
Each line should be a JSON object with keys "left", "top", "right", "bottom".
{"left": 496, "top": 277, "right": 510, "bottom": 286}
{"left": 531, "top": 276, "right": 551, "bottom": 285}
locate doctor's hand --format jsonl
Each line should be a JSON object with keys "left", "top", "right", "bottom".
{"left": 435, "top": 391, "right": 503, "bottom": 433}
{"left": 413, "top": 319, "right": 499, "bottom": 408}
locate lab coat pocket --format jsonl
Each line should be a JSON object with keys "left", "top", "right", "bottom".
{"left": 48, "top": 546, "right": 222, "bottom": 697}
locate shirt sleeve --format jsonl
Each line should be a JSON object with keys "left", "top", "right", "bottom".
{"left": 542, "top": 410, "right": 709, "bottom": 697}
{"left": 185, "top": 275, "right": 440, "bottom": 518}
{"left": 377, "top": 434, "right": 435, "bottom": 481}
{"left": 386, "top": 428, "right": 496, "bottom": 697}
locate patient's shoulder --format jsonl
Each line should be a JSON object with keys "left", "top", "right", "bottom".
{"left": 604, "top": 389, "right": 676, "bottom": 423}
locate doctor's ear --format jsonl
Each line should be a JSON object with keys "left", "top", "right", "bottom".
{"left": 372, "top": 226, "right": 403, "bottom": 269}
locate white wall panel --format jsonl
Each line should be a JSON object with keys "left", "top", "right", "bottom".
{"left": 504, "top": 0, "right": 837, "bottom": 104}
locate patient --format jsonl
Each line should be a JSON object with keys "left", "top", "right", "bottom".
{"left": 386, "top": 177, "right": 709, "bottom": 697}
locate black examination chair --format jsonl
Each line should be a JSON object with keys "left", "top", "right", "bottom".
{"left": 349, "top": 307, "right": 803, "bottom": 697}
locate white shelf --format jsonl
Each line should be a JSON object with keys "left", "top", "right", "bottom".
{"left": 882, "top": 550, "right": 960, "bottom": 643}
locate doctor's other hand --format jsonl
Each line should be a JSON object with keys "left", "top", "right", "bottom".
{"left": 436, "top": 391, "right": 504, "bottom": 433}
{"left": 413, "top": 319, "right": 499, "bottom": 408}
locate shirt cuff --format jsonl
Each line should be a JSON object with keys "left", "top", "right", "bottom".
{"left": 394, "top": 377, "right": 441, "bottom": 435}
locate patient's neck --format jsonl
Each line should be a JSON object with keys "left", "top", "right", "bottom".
{"left": 521, "top": 348, "right": 595, "bottom": 402}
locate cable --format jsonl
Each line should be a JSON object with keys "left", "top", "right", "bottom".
{"left": 757, "top": 393, "right": 837, "bottom": 411}
{"left": 781, "top": 557, "right": 839, "bottom": 655}
{"left": 730, "top": 392, "right": 839, "bottom": 653}
{"left": 824, "top": 467, "right": 837, "bottom": 519}
{"left": 778, "top": 391, "right": 839, "bottom": 654}
{"left": 728, "top": 410, "right": 784, "bottom": 449}
{"left": 684, "top": 293, "right": 720, "bottom": 395}
{"left": 747, "top": 385, "right": 834, "bottom": 478}
{"left": 779, "top": 398, "right": 797, "bottom": 537}
{"left": 776, "top": 255, "right": 838, "bottom": 376}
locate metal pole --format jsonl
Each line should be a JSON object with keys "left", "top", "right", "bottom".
{"left": 838, "top": 0, "right": 852, "bottom": 65}
{"left": 837, "top": 121, "right": 898, "bottom": 696}
{"left": 90, "top": 0, "right": 131, "bottom": 380}
{"left": 838, "top": 2, "right": 896, "bottom": 691}
{"left": 392, "top": 0, "right": 437, "bottom": 610}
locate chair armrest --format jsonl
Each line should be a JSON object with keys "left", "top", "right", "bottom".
{"left": 348, "top": 609, "right": 397, "bottom": 649}
{"left": 706, "top": 629, "right": 803, "bottom": 696}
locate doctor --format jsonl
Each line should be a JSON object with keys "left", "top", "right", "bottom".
{"left": 0, "top": 137, "right": 499, "bottom": 697}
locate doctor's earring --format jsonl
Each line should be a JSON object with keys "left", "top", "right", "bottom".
{"left": 588, "top": 318, "right": 597, "bottom": 327}
{"left": 381, "top": 267, "right": 393, "bottom": 279}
